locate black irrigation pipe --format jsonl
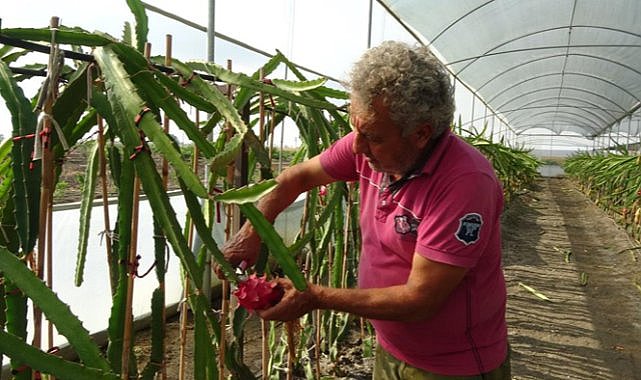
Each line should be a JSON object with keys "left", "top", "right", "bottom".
{"left": 0, "top": 33, "right": 220, "bottom": 82}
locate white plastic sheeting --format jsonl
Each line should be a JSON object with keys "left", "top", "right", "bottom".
{"left": 380, "top": 0, "right": 641, "bottom": 141}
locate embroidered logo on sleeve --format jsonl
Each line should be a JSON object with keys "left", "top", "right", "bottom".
{"left": 394, "top": 215, "right": 419, "bottom": 235}
{"left": 455, "top": 213, "right": 483, "bottom": 245}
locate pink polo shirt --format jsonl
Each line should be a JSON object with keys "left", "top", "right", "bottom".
{"left": 319, "top": 129, "right": 507, "bottom": 376}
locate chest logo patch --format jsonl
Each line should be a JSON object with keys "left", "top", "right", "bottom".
{"left": 455, "top": 213, "right": 483, "bottom": 245}
{"left": 394, "top": 215, "right": 419, "bottom": 235}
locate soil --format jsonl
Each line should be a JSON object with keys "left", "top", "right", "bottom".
{"left": 124, "top": 174, "right": 641, "bottom": 378}
{"left": 502, "top": 176, "right": 641, "bottom": 379}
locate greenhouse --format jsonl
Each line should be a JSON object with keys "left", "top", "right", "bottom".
{"left": 0, "top": 1, "right": 640, "bottom": 379}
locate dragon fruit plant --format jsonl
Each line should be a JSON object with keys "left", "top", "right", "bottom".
{"left": 234, "top": 274, "right": 284, "bottom": 312}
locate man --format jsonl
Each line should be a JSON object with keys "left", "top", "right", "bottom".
{"left": 221, "top": 41, "right": 510, "bottom": 379}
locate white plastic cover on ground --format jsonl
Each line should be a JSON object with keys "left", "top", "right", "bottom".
{"left": 380, "top": 0, "right": 641, "bottom": 143}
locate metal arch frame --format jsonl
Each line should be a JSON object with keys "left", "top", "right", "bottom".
{"left": 425, "top": 0, "right": 496, "bottom": 48}
{"left": 508, "top": 109, "right": 605, "bottom": 131}
{"left": 513, "top": 110, "right": 601, "bottom": 128}
{"left": 485, "top": 71, "right": 641, "bottom": 106}
{"left": 591, "top": 102, "right": 641, "bottom": 138}
{"left": 517, "top": 129, "right": 590, "bottom": 137}
{"left": 514, "top": 123, "right": 599, "bottom": 136}
{"left": 505, "top": 103, "right": 613, "bottom": 128}
{"left": 449, "top": 25, "right": 641, "bottom": 75}
{"left": 500, "top": 98, "right": 620, "bottom": 120}
{"left": 494, "top": 85, "right": 627, "bottom": 114}
{"left": 514, "top": 114, "right": 600, "bottom": 131}
{"left": 473, "top": 53, "right": 641, "bottom": 96}
{"left": 503, "top": 96, "right": 618, "bottom": 122}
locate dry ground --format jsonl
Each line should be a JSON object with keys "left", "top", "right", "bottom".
{"left": 503, "top": 177, "right": 641, "bottom": 379}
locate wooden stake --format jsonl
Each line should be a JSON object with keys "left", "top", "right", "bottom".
{"left": 155, "top": 33, "right": 173, "bottom": 380}
{"left": 258, "top": 68, "right": 271, "bottom": 380}
{"left": 121, "top": 175, "right": 141, "bottom": 379}
{"left": 179, "top": 109, "right": 199, "bottom": 380}
{"left": 121, "top": 41, "right": 152, "bottom": 379}
{"left": 34, "top": 16, "right": 60, "bottom": 351}
{"left": 219, "top": 58, "right": 235, "bottom": 380}
{"left": 286, "top": 321, "right": 296, "bottom": 380}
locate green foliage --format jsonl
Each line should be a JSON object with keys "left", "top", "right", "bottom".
{"left": 460, "top": 121, "right": 541, "bottom": 201}
{"left": 564, "top": 151, "right": 641, "bottom": 241}
{"left": 52, "top": 179, "right": 69, "bottom": 200}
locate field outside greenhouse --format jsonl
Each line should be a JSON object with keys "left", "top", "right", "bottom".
{"left": 1, "top": 1, "right": 641, "bottom": 380}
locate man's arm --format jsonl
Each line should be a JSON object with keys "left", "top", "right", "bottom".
{"left": 221, "top": 155, "right": 337, "bottom": 268}
{"left": 258, "top": 253, "right": 467, "bottom": 322}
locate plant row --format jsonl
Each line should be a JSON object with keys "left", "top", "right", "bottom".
{"left": 564, "top": 151, "right": 641, "bottom": 242}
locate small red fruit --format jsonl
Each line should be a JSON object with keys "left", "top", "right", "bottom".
{"left": 233, "top": 274, "right": 284, "bottom": 312}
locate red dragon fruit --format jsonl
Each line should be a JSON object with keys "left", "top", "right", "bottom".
{"left": 233, "top": 274, "right": 284, "bottom": 312}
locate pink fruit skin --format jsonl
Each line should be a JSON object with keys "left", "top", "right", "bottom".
{"left": 233, "top": 274, "right": 284, "bottom": 312}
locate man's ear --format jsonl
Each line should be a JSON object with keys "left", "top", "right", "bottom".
{"left": 413, "top": 124, "right": 433, "bottom": 149}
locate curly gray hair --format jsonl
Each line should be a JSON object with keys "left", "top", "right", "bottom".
{"left": 347, "top": 41, "right": 455, "bottom": 137}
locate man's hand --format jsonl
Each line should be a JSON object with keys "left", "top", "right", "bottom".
{"left": 215, "top": 223, "right": 261, "bottom": 279}
{"left": 257, "top": 278, "right": 319, "bottom": 321}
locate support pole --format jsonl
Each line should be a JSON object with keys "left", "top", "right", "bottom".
{"left": 34, "top": 16, "right": 61, "bottom": 352}
{"left": 208, "top": 0, "right": 216, "bottom": 62}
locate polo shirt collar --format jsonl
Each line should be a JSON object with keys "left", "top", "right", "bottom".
{"left": 387, "top": 128, "right": 453, "bottom": 193}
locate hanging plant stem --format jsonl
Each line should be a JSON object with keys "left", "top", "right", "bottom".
{"left": 97, "top": 114, "right": 116, "bottom": 294}
{"left": 257, "top": 70, "right": 271, "bottom": 379}
{"left": 179, "top": 106, "right": 201, "bottom": 380}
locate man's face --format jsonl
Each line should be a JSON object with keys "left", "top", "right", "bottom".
{"left": 350, "top": 98, "right": 431, "bottom": 179}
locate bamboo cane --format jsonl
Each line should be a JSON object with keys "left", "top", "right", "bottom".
{"left": 121, "top": 175, "right": 141, "bottom": 379}
{"left": 341, "top": 184, "right": 353, "bottom": 288}
{"left": 257, "top": 68, "right": 271, "bottom": 380}
{"left": 155, "top": 33, "right": 173, "bottom": 380}
{"left": 179, "top": 109, "right": 199, "bottom": 380}
{"left": 315, "top": 309, "right": 321, "bottom": 379}
{"left": 286, "top": 321, "right": 296, "bottom": 380}
{"left": 121, "top": 41, "right": 152, "bottom": 379}
{"left": 46, "top": 200, "right": 53, "bottom": 350}
{"left": 219, "top": 58, "right": 236, "bottom": 380}
{"left": 34, "top": 16, "right": 60, "bottom": 351}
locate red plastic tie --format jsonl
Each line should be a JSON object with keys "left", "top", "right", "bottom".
{"left": 12, "top": 133, "right": 36, "bottom": 142}
{"left": 179, "top": 72, "right": 196, "bottom": 87}
{"left": 29, "top": 150, "right": 36, "bottom": 171}
{"left": 39, "top": 125, "right": 52, "bottom": 149}
{"left": 6, "top": 287, "right": 23, "bottom": 296}
{"left": 134, "top": 106, "right": 152, "bottom": 127}
{"left": 129, "top": 143, "right": 149, "bottom": 160}
{"left": 11, "top": 365, "right": 29, "bottom": 375}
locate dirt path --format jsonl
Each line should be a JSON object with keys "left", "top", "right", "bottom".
{"left": 502, "top": 176, "right": 641, "bottom": 379}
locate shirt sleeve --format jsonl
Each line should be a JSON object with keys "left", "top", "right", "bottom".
{"left": 319, "top": 132, "right": 359, "bottom": 182}
{"left": 415, "top": 172, "right": 501, "bottom": 268}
